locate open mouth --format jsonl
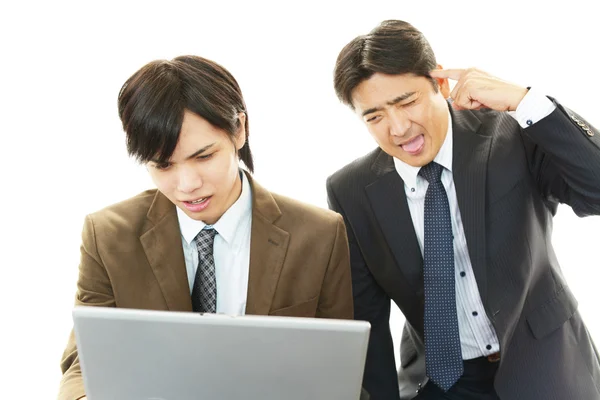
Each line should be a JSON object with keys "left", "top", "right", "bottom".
{"left": 400, "top": 134, "right": 425, "bottom": 155}
{"left": 187, "top": 197, "right": 208, "bottom": 205}
{"left": 182, "top": 196, "right": 212, "bottom": 212}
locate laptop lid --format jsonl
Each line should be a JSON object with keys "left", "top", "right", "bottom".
{"left": 73, "top": 306, "right": 370, "bottom": 400}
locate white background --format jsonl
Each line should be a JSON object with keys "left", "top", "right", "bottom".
{"left": 1, "top": 1, "right": 598, "bottom": 398}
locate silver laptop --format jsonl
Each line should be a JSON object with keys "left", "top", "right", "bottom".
{"left": 73, "top": 306, "right": 370, "bottom": 400}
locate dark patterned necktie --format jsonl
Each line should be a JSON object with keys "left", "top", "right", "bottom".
{"left": 191, "top": 227, "right": 218, "bottom": 313}
{"left": 419, "top": 161, "right": 463, "bottom": 391}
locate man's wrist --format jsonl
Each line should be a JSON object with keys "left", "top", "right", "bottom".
{"left": 508, "top": 86, "right": 529, "bottom": 112}
{"left": 508, "top": 87, "right": 556, "bottom": 128}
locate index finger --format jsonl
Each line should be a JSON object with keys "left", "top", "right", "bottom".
{"left": 429, "top": 68, "right": 465, "bottom": 81}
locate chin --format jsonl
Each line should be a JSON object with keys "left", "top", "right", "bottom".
{"left": 412, "top": 149, "right": 435, "bottom": 167}
{"left": 396, "top": 152, "right": 430, "bottom": 167}
{"left": 408, "top": 159, "right": 428, "bottom": 168}
{"left": 188, "top": 212, "right": 206, "bottom": 221}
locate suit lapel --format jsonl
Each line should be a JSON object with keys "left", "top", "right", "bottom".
{"left": 451, "top": 108, "right": 492, "bottom": 301}
{"left": 365, "top": 152, "right": 424, "bottom": 295}
{"left": 140, "top": 191, "right": 193, "bottom": 311}
{"left": 244, "top": 174, "right": 290, "bottom": 316}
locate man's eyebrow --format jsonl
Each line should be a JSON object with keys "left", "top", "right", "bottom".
{"left": 362, "top": 106, "right": 383, "bottom": 118}
{"left": 387, "top": 92, "right": 416, "bottom": 106}
{"left": 148, "top": 143, "right": 216, "bottom": 164}
{"left": 361, "top": 92, "right": 417, "bottom": 117}
{"left": 185, "top": 143, "right": 216, "bottom": 160}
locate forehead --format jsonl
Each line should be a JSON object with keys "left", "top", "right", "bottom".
{"left": 351, "top": 72, "right": 430, "bottom": 113}
{"left": 171, "top": 111, "right": 226, "bottom": 154}
{"left": 178, "top": 110, "right": 227, "bottom": 140}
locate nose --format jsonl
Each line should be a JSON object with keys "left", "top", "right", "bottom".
{"left": 176, "top": 165, "right": 203, "bottom": 194}
{"left": 388, "top": 109, "right": 411, "bottom": 138}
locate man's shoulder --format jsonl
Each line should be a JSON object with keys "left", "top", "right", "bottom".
{"left": 327, "top": 147, "right": 382, "bottom": 190}
{"left": 86, "top": 189, "right": 159, "bottom": 234}
{"left": 271, "top": 192, "right": 341, "bottom": 228}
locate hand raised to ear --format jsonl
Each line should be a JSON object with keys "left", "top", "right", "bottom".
{"left": 430, "top": 68, "right": 528, "bottom": 112}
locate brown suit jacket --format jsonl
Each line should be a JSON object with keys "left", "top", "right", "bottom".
{"left": 58, "top": 174, "right": 353, "bottom": 400}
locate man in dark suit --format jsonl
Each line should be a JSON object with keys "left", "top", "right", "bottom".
{"left": 58, "top": 55, "right": 354, "bottom": 400}
{"left": 327, "top": 20, "right": 600, "bottom": 399}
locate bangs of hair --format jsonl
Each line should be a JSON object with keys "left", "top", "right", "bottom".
{"left": 118, "top": 61, "right": 186, "bottom": 164}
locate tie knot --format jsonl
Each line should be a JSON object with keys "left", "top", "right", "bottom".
{"left": 419, "top": 162, "right": 443, "bottom": 183}
{"left": 195, "top": 227, "right": 217, "bottom": 249}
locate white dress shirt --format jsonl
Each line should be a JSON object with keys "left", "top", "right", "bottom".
{"left": 393, "top": 88, "right": 555, "bottom": 359}
{"left": 176, "top": 171, "right": 252, "bottom": 316}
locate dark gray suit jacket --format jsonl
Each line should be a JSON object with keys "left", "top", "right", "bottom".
{"left": 327, "top": 100, "right": 600, "bottom": 400}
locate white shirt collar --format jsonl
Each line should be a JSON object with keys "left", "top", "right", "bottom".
{"left": 393, "top": 108, "right": 454, "bottom": 188}
{"left": 177, "top": 170, "right": 252, "bottom": 245}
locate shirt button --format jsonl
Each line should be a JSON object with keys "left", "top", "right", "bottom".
{"left": 460, "top": 271, "right": 466, "bottom": 277}
{"left": 411, "top": 187, "right": 415, "bottom": 192}
{"left": 486, "top": 344, "right": 492, "bottom": 350}
{"left": 526, "top": 119, "right": 533, "bottom": 126}
{"left": 472, "top": 311, "right": 478, "bottom": 316}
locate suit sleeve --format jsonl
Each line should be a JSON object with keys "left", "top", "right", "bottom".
{"left": 58, "top": 215, "right": 115, "bottom": 400}
{"left": 315, "top": 213, "right": 354, "bottom": 320}
{"left": 326, "top": 178, "right": 400, "bottom": 400}
{"left": 523, "top": 101, "right": 600, "bottom": 216}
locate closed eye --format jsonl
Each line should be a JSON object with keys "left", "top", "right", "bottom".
{"left": 398, "top": 99, "right": 417, "bottom": 108}
{"left": 197, "top": 152, "right": 214, "bottom": 160}
{"left": 154, "top": 162, "right": 171, "bottom": 171}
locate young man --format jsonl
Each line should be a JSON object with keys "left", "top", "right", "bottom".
{"left": 58, "top": 55, "right": 353, "bottom": 400}
{"left": 327, "top": 20, "right": 600, "bottom": 400}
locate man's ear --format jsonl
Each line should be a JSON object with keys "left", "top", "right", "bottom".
{"left": 435, "top": 64, "right": 451, "bottom": 98}
{"left": 234, "top": 112, "right": 247, "bottom": 150}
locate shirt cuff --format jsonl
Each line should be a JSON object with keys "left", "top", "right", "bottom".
{"left": 507, "top": 87, "right": 556, "bottom": 128}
